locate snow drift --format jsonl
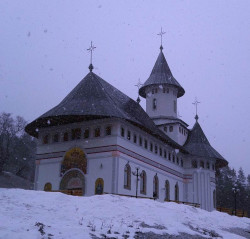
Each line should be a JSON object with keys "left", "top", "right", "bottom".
{"left": 0, "top": 189, "right": 249, "bottom": 239}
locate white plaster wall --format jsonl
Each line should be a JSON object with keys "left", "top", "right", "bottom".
{"left": 117, "top": 155, "right": 183, "bottom": 202}
{"left": 145, "top": 85, "right": 178, "bottom": 118}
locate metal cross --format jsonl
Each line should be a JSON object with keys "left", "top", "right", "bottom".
{"left": 135, "top": 78, "right": 143, "bottom": 91}
{"left": 87, "top": 41, "right": 96, "bottom": 65}
{"left": 157, "top": 27, "right": 166, "bottom": 47}
{"left": 192, "top": 97, "right": 201, "bottom": 116}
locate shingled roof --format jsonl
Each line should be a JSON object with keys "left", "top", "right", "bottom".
{"left": 25, "top": 71, "right": 184, "bottom": 150}
{"left": 139, "top": 49, "right": 185, "bottom": 98}
{"left": 183, "top": 121, "right": 228, "bottom": 168}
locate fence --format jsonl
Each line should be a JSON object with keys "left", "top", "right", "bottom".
{"left": 216, "top": 207, "right": 248, "bottom": 218}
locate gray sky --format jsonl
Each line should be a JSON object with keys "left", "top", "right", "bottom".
{"left": 0, "top": 0, "right": 250, "bottom": 176}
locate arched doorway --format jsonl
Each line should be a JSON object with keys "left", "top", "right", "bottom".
{"left": 60, "top": 170, "right": 85, "bottom": 196}
{"left": 95, "top": 178, "right": 104, "bottom": 195}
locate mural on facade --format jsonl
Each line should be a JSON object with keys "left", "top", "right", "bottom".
{"left": 95, "top": 178, "right": 104, "bottom": 195}
{"left": 61, "top": 147, "right": 87, "bottom": 175}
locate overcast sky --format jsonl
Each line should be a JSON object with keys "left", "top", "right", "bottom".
{"left": 0, "top": 0, "right": 250, "bottom": 176}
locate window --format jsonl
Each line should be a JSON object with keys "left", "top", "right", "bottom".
{"left": 172, "top": 155, "right": 175, "bottom": 163}
{"left": 121, "top": 127, "right": 125, "bottom": 137}
{"left": 169, "top": 126, "right": 173, "bottom": 132}
{"left": 133, "top": 134, "right": 137, "bottom": 144}
{"left": 159, "top": 147, "right": 162, "bottom": 156}
{"left": 212, "top": 164, "right": 215, "bottom": 170}
{"left": 139, "top": 137, "right": 142, "bottom": 146}
{"left": 153, "top": 174, "right": 159, "bottom": 199}
{"left": 164, "top": 126, "right": 167, "bottom": 132}
{"left": 95, "top": 127, "right": 101, "bottom": 137}
{"left": 181, "top": 159, "right": 184, "bottom": 167}
{"left": 124, "top": 164, "right": 131, "bottom": 189}
{"left": 95, "top": 178, "right": 104, "bottom": 195}
{"left": 200, "top": 161, "right": 204, "bottom": 168}
{"left": 144, "top": 140, "right": 148, "bottom": 149}
{"left": 168, "top": 152, "right": 171, "bottom": 161}
{"left": 179, "top": 127, "right": 181, "bottom": 133}
{"left": 72, "top": 128, "right": 81, "bottom": 140}
{"left": 44, "top": 182, "right": 52, "bottom": 191}
{"left": 150, "top": 143, "right": 153, "bottom": 152}
{"left": 175, "top": 183, "right": 179, "bottom": 201}
{"left": 43, "top": 135, "right": 49, "bottom": 144}
{"left": 174, "top": 100, "right": 177, "bottom": 113}
{"left": 63, "top": 132, "right": 69, "bottom": 142}
{"left": 105, "top": 126, "right": 111, "bottom": 136}
{"left": 153, "top": 98, "right": 157, "bottom": 110}
{"left": 154, "top": 145, "right": 158, "bottom": 154}
{"left": 127, "top": 130, "right": 131, "bottom": 140}
{"left": 53, "top": 133, "right": 59, "bottom": 143}
{"left": 165, "top": 180, "right": 170, "bottom": 201}
{"left": 84, "top": 129, "right": 89, "bottom": 139}
{"left": 206, "top": 162, "right": 210, "bottom": 169}
{"left": 164, "top": 150, "right": 167, "bottom": 158}
{"left": 192, "top": 160, "right": 197, "bottom": 168}
{"left": 140, "top": 170, "right": 147, "bottom": 194}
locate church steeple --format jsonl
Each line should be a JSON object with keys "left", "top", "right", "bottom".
{"left": 139, "top": 47, "right": 185, "bottom": 99}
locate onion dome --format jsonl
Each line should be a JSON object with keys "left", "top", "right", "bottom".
{"left": 184, "top": 121, "right": 228, "bottom": 168}
{"left": 25, "top": 71, "right": 184, "bottom": 151}
{"left": 139, "top": 49, "right": 185, "bottom": 98}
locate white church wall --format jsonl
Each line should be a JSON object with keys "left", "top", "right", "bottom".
{"left": 145, "top": 85, "right": 178, "bottom": 119}
{"left": 117, "top": 154, "right": 184, "bottom": 202}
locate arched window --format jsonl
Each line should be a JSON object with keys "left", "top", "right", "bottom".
{"left": 206, "top": 162, "right": 210, "bottom": 169}
{"left": 153, "top": 98, "right": 157, "bottom": 110}
{"left": 44, "top": 182, "right": 52, "bottom": 191}
{"left": 61, "top": 147, "right": 87, "bottom": 176}
{"left": 213, "top": 190, "right": 216, "bottom": 208}
{"left": 95, "top": 178, "right": 104, "bottom": 195}
{"left": 192, "top": 160, "right": 197, "bottom": 168}
{"left": 165, "top": 180, "right": 170, "bottom": 201}
{"left": 200, "top": 161, "right": 204, "bottom": 168}
{"left": 153, "top": 174, "right": 159, "bottom": 198}
{"left": 140, "top": 170, "right": 147, "bottom": 194}
{"left": 175, "top": 183, "right": 179, "bottom": 201}
{"left": 63, "top": 132, "right": 69, "bottom": 141}
{"left": 124, "top": 164, "right": 131, "bottom": 189}
{"left": 43, "top": 135, "right": 49, "bottom": 144}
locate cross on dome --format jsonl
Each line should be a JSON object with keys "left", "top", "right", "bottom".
{"left": 192, "top": 97, "right": 201, "bottom": 121}
{"left": 87, "top": 41, "right": 96, "bottom": 72}
{"left": 157, "top": 27, "right": 166, "bottom": 51}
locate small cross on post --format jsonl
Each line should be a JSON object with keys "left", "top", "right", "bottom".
{"left": 87, "top": 41, "right": 96, "bottom": 72}
{"left": 157, "top": 27, "right": 166, "bottom": 51}
{"left": 192, "top": 97, "right": 201, "bottom": 121}
{"left": 135, "top": 79, "right": 143, "bottom": 103}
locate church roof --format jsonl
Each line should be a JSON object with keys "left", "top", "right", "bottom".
{"left": 183, "top": 120, "right": 228, "bottom": 168}
{"left": 139, "top": 49, "right": 185, "bottom": 98}
{"left": 25, "top": 71, "right": 184, "bottom": 150}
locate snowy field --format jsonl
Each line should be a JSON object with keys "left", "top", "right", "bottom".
{"left": 0, "top": 189, "right": 250, "bottom": 239}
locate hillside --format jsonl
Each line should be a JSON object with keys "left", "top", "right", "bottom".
{"left": 0, "top": 172, "right": 33, "bottom": 189}
{"left": 0, "top": 189, "right": 249, "bottom": 239}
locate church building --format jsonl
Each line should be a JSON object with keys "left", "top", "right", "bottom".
{"left": 25, "top": 39, "right": 228, "bottom": 211}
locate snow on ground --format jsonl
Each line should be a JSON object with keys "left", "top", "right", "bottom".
{"left": 0, "top": 189, "right": 250, "bottom": 239}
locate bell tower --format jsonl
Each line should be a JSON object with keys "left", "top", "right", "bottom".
{"left": 139, "top": 30, "right": 188, "bottom": 145}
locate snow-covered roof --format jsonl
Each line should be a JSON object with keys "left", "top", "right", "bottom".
{"left": 25, "top": 71, "right": 184, "bottom": 150}
{"left": 139, "top": 49, "right": 185, "bottom": 98}
{"left": 184, "top": 121, "right": 228, "bottom": 168}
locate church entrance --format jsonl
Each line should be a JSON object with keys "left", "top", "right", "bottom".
{"left": 59, "top": 170, "right": 85, "bottom": 196}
